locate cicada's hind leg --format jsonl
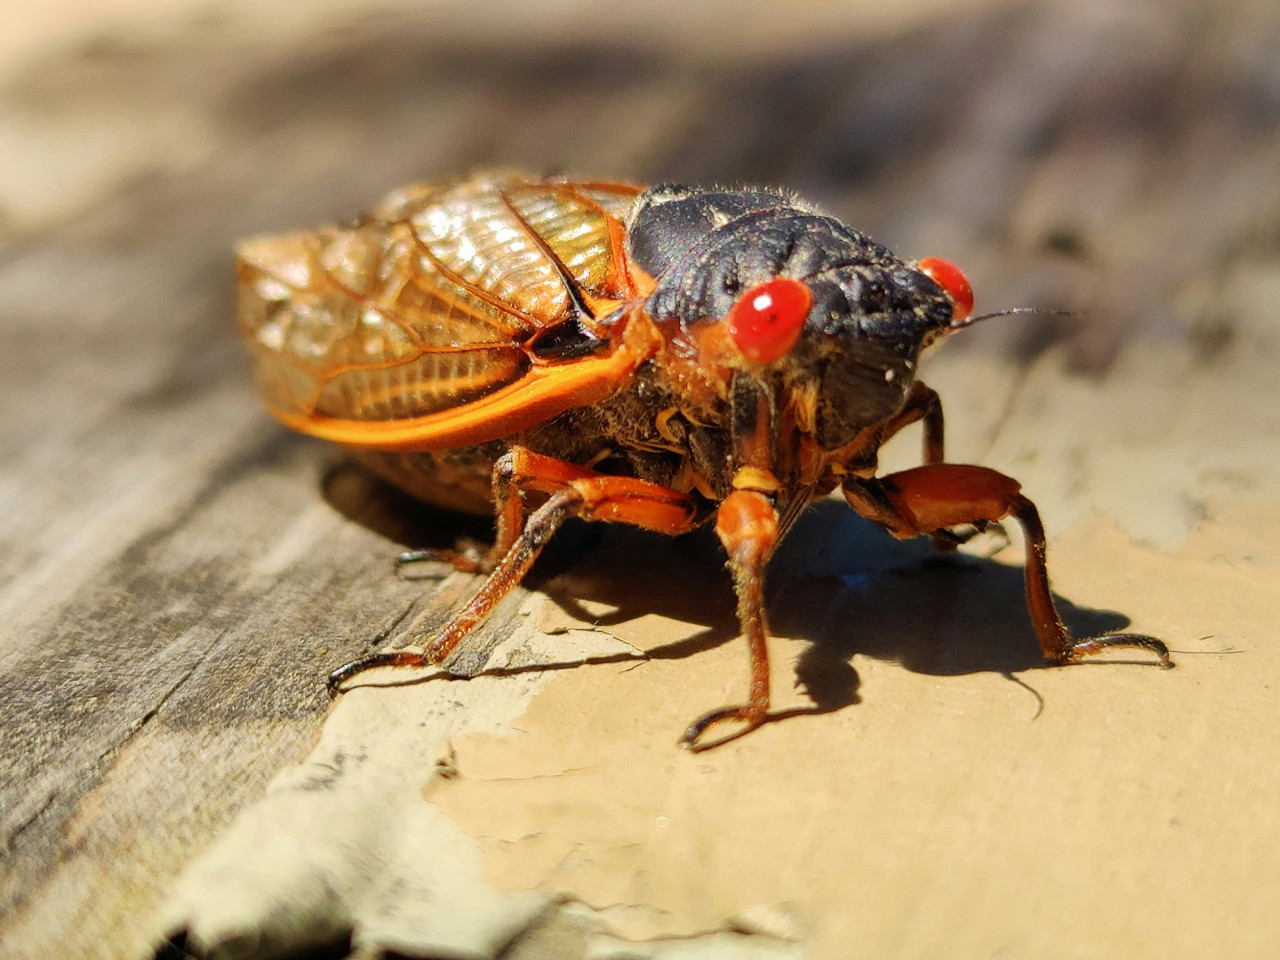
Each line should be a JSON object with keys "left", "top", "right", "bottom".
{"left": 395, "top": 544, "right": 491, "bottom": 575}
{"left": 329, "top": 446, "right": 700, "bottom": 696}
{"left": 394, "top": 447, "right": 543, "bottom": 576}
{"left": 679, "top": 489, "right": 780, "bottom": 752}
{"left": 842, "top": 464, "right": 1172, "bottom": 667}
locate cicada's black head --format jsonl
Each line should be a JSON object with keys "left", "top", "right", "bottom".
{"left": 630, "top": 185, "right": 972, "bottom": 451}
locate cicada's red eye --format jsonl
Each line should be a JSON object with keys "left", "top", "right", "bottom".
{"left": 727, "top": 277, "right": 812, "bottom": 364}
{"left": 917, "top": 257, "right": 974, "bottom": 322}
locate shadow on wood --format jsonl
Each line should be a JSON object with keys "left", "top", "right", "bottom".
{"left": 319, "top": 464, "right": 1144, "bottom": 733}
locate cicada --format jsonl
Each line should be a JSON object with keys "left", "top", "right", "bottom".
{"left": 237, "top": 171, "right": 1169, "bottom": 749}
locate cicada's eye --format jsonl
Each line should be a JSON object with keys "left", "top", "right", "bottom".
{"left": 727, "top": 278, "right": 812, "bottom": 364}
{"left": 917, "top": 257, "right": 974, "bottom": 321}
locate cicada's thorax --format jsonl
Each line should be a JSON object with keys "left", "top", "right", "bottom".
{"left": 519, "top": 184, "right": 961, "bottom": 513}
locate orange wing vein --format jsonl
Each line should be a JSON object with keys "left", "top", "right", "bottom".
{"left": 236, "top": 172, "right": 647, "bottom": 449}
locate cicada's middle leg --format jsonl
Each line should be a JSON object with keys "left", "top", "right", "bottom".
{"left": 328, "top": 446, "right": 700, "bottom": 695}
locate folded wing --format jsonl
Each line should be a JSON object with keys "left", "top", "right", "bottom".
{"left": 237, "top": 173, "right": 643, "bottom": 448}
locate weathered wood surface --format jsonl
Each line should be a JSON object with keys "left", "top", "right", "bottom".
{"left": 2, "top": 1, "right": 1279, "bottom": 958}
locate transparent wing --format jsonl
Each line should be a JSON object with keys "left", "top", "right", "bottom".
{"left": 237, "top": 172, "right": 643, "bottom": 435}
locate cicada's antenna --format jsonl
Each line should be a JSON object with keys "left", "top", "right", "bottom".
{"left": 948, "top": 306, "right": 1077, "bottom": 333}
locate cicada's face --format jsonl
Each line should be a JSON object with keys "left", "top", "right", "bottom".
{"left": 628, "top": 185, "right": 972, "bottom": 451}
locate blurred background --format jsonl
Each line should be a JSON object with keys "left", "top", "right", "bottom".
{"left": 6, "top": 0, "right": 1278, "bottom": 361}
{"left": 2, "top": 1, "right": 1278, "bottom": 957}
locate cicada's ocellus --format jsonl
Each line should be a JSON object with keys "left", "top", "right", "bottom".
{"left": 237, "top": 171, "right": 1169, "bottom": 749}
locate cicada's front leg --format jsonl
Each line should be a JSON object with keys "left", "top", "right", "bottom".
{"left": 679, "top": 488, "right": 781, "bottom": 751}
{"left": 842, "top": 464, "right": 1172, "bottom": 667}
{"left": 878, "top": 381, "right": 945, "bottom": 468}
{"left": 876, "top": 381, "right": 975, "bottom": 553}
{"left": 329, "top": 446, "right": 700, "bottom": 694}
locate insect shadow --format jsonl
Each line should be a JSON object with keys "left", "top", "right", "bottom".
{"left": 324, "top": 462, "right": 1134, "bottom": 719}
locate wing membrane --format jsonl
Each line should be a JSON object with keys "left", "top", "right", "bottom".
{"left": 237, "top": 172, "right": 646, "bottom": 447}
